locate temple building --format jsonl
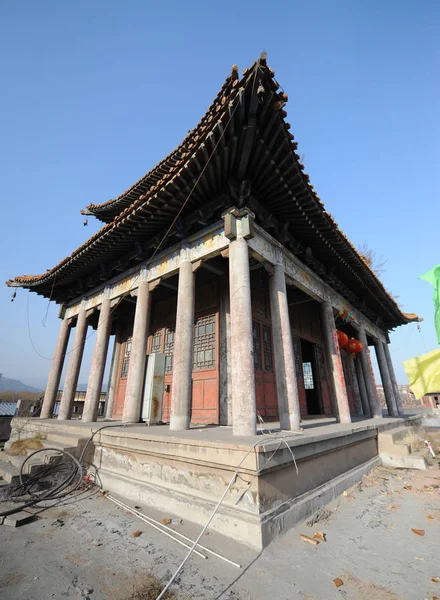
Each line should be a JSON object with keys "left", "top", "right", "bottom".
{"left": 7, "top": 54, "right": 416, "bottom": 432}
{"left": 5, "top": 55, "right": 421, "bottom": 547}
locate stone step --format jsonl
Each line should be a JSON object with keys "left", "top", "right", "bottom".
{"left": 387, "top": 426, "right": 414, "bottom": 444}
{"left": 0, "top": 461, "right": 22, "bottom": 484}
{"left": 378, "top": 426, "right": 415, "bottom": 456}
{"left": 8, "top": 451, "right": 66, "bottom": 474}
{"left": 380, "top": 451, "right": 427, "bottom": 470}
{"left": 39, "top": 439, "right": 77, "bottom": 454}
{"left": 44, "top": 431, "right": 89, "bottom": 446}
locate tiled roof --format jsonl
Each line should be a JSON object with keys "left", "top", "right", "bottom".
{"left": 0, "top": 402, "right": 17, "bottom": 417}
{"left": 6, "top": 54, "right": 418, "bottom": 329}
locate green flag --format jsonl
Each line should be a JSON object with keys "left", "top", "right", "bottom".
{"left": 419, "top": 264, "right": 440, "bottom": 344}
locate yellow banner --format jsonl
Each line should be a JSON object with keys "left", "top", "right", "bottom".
{"left": 403, "top": 347, "right": 440, "bottom": 399}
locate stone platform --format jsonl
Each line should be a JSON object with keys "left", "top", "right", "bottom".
{"left": 2, "top": 414, "right": 423, "bottom": 548}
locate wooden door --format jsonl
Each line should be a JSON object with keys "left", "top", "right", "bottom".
{"left": 191, "top": 313, "right": 219, "bottom": 424}
{"left": 253, "top": 320, "right": 278, "bottom": 420}
{"left": 112, "top": 336, "right": 132, "bottom": 419}
{"left": 147, "top": 327, "right": 174, "bottom": 422}
{"left": 148, "top": 315, "right": 219, "bottom": 425}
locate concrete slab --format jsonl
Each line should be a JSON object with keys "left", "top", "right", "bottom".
{"left": 4, "top": 511, "right": 35, "bottom": 527}
{"left": 0, "top": 464, "right": 439, "bottom": 599}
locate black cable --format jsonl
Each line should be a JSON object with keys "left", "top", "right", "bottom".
{"left": 0, "top": 422, "right": 137, "bottom": 517}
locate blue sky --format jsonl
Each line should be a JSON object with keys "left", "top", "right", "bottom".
{"left": 0, "top": 1, "right": 438, "bottom": 389}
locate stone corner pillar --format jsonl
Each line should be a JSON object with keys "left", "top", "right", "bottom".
{"left": 374, "top": 340, "right": 398, "bottom": 417}
{"left": 358, "top": 328, "right": 382, "bottom": 418}
{"left": 82, "top": 298, "right": 112, "bottom": 423}
{"left": 40, "top": 317, "right": 71, "bottom": 419}
{"left": 58, "top": 307, "right": 88, "bottom": 420}
{"left": 225, "top": 208, "right": 257, "bottom": 436}
{"left": 170, "top": 260, "right": 196, "bottom": 431}
{"left": 122, "top": 278, "right": 151, "bottom": 424}
{"left": 320, "top": 301, "right": 351, "bottom": 424}
{"left": 269, "top": 263, "right": 301, "bottom": 431}
{"left": 383, "top": 342, "right": 404, "bottom": 416}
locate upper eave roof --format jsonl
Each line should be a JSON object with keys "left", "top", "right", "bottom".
{"left": 6, "top": 54, "right": 419, "bottom": 330}
{"left": 80, "top": 67, "right": 241, "bottom": 224}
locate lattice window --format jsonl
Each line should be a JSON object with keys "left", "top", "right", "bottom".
{"left": 193, "top": 315, "right": 216, "bottom": 370}
{"left": 302, "top": 362, "right": 315, "bottom": 390}
{"left": 120, "top": 337, "right": 132, "bottom": 379}
{"left": 151, "top": 329, "right": 163, "bottom": 354}
{"left": 252, "top": 321, "right": 262, "bottom": 371}
{"left": 253, "top": 288, "right": 267, "bottom": 319}
{"left": 314, "top": 345, "right": 327, "bottom": 382}
{"left": 164, "top": 328, "right": 175, "bottom": 373}
{"left": 293, "top": 336, "right": 303, "bottom": 379}
{"left": 262, "top": 325, "right": 273, "bottom": 372}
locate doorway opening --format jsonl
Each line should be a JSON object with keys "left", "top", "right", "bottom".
{"left": 300, "top": 339, "right": 323, "bottom": 415}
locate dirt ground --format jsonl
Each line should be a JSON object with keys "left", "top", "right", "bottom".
{"left": 0, "top": 464, "right": 440, "bottom": 600}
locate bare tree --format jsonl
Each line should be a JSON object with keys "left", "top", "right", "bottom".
{"left": 357, "top": 242, "right": 388, "bottom": 278}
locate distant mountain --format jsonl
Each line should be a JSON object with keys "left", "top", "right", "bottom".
{"left": 0, "top": 376, "right": 42, "bottom": 393}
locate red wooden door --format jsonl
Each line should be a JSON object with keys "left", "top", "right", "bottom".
{"left": 112, "top": 336, "right": 132, "bottom": 419}
{"left": 191, "top": 313, "right": 219, "bottom": 424}
{"left": 149, "top": 315, "right": 219, "bottom": 425}
{"left": 253, "top": 320, "right": 278, "bottom": 420}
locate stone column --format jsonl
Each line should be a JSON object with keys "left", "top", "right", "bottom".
{"left": 358, "top": 328, "right": 382, "bottom": 418}
{"left": 354, "top": 356, "right": 370, "bottom": 417}
{"left": 219, "top": 278, "right": 232, "bottom": 426}
{"left": 170, "top": 260, "right": 196, "bottom": 431}
{"left": 374, "top": 340, "right": 398, "bottom": 417}
{"left": 383, "top": 342, "right": 404, "bottom": 416}
{"left": 320, "top": 301, "right": 351, "bottom": 423}
{"left": 348, "top": 355, "right": 363, "bottom": 416}
{"left": 40, "top": 317, "right": 71, "bottom": 419}
{"left": 105, "top": 323, "right": 123, "bottom": 419}
{"left": 122, "top": 278, "right": 151, "bottom": 423}
{"left": 58, "top": 307, "right": 88, "bottom": 420}
{"left": 82, "top": 298, "right": 112, "bottom": 423}
{"left": 269, "top": 264, "right": 301, "bottom": 431}
{"left": 229, "top": 236, "right": 257, "bottom": 436}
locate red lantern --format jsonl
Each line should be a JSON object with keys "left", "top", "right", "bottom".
{"left": 337, "top": 330, "right": 348, "bottom": 348}
{"left": 346, "top": 338, "right": 363, "bottom": 353}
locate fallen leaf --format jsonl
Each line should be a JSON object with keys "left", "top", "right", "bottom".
{"left": 313, "top": 532, "right": 327, "bottom": 542}
{"left": 427, "top": 515, "right": 435, "bottom": 520}
{"left": 131, "top": 530, "right": 142, "bottom": 537}
{"left": 333, "top": 578, "right": 344, "bottom": 588}
{"left": 161, "top": 518, "right": 172, "bottom": 526}
{"left": 432, "top": 577, "right": 440, "bottom": 583}
{"left": 300, "top": 534, "right": 319, "bottom": 546}
{"left": 389, "top": 505, "right": 400, "bottom": 510}
{"left": 412, "top": 528, "right": 425, "bottom": 536}
{"left": 403, "top": 485, "right": 413, "bottom": 491}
